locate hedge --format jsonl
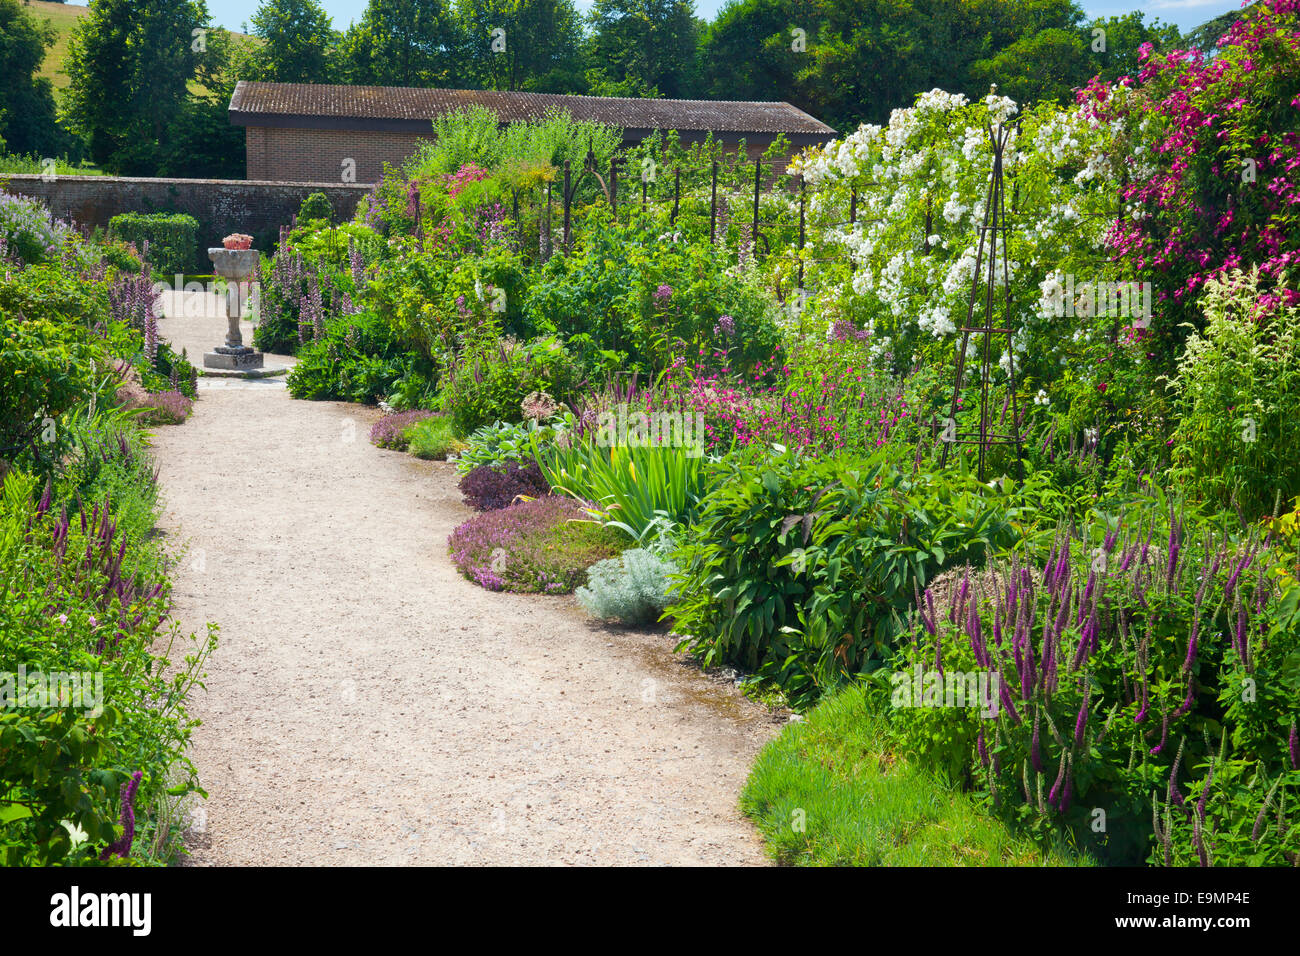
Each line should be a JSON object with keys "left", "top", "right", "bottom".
{"left": 107, "top": 212, "right": 198, "bottom": 277}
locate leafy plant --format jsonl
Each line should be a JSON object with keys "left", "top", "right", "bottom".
{"left": 458, "top": 461, "right": 549, "bottom": 511}
{"left": 576, "top": 548, "right": 678, "bottom": 625}
{"left": 665, "top": 449, "right": 1028, "bottom": 707}
{"left": 456, "top": 417, "right": 567, "bottom": 474}
{"left": 1167, "top": 270, "right": 1300, "bottom": 519}
{"left": 532, "top": 431, "right": 711, "bottom": 542}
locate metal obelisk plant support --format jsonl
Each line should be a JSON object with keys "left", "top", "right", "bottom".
{"left": 939, "top": 121, "right": 1024, "bottom": 481}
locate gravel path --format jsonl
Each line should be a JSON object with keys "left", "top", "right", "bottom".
{"left": 149, "top": 295, "right": 778, "bottom": 866}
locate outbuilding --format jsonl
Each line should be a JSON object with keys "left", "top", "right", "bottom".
{"left": 228, "top": 81, "right": 837, "bottom": 184}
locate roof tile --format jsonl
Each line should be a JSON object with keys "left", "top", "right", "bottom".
{"left": 229, "top": 81, "right": 836, "bottom": 137}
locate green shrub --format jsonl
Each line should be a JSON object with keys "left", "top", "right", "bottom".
{"left": 576, "top": 548, "right": 678, "bottom": 625}
{"left": 297, "top": 191, "right": 334, "bottom": 223}
{"left": 286, "top": 310, "right": 421, "bottom": 403}
{"left": 0, "top": 267, "right": 107, "bottom": 467}
{"left": 665, "top": 450, "right": 1028, "bottom": 708}
{"left": 741, "top": 683, "right": 1086, "bottom": 866}
{"left": 1167, "top": 270, "right": 1300, "bottom": 519}
{"left": 0, "top": 190, "right": 75, "bottom": 264}
{"left": 406, "top": 415, "right": 465, "bottom": 460}
{"left": 440, "top": 336, "right": 580, "bottom": 435}
{"left": 0, "top": 465, "right": 215, "bottom": 865}
{"left": 107, "top": 212, "right": 198, "bottom": 277}
{"left": 0, "top": 707, "right": 133, "bottom": 866}
{"left": 522, "top": 210, "right": 782, "bottom": 374}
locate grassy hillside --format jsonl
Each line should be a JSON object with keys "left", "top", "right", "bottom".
{"left": 26, "top": 0, "right": 256, "bottom": 94}
{"left": 28, "top": 0, "right": 86, "bottom": 91}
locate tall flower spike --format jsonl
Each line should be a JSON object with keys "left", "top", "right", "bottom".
{"left": 1074, "top": 684, "right": 1091, "bottom": 748}
{"left": 99, "top": 771, "right": 143, "bottom": 860}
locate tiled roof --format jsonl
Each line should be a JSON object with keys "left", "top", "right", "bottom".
{"left": 229, "top": 81, "right": 836, "bottom": 137}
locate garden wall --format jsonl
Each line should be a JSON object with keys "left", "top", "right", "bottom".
{"left": 0, "top": 174, "right": 371, "bottom": 266}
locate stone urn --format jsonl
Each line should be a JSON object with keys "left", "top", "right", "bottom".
{"left": 204, "top": 247, "right": 263, "bottom": 370}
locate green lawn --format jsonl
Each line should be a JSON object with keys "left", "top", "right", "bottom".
{"left": 29, "top": 0, "right": 86, "bottom": 91}
{"left": 741, "top": 683, "right": 1090, "bottom": 866}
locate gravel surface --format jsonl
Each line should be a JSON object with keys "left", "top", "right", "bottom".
{"left": 149, "top": 297, "right": 779, "bottom": 866}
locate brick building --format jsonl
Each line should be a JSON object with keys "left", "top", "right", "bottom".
{"left": 228, "top": 81, "right": 837, "bottom": 184}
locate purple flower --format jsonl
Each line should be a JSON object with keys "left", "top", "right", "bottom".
{"left": 1290, "top": 720, "right": 1298, "bottom": 770}
{"left": 1031, "top": 714, "right": 1043, "bottom": 772}
{"left": 713, "top": 313, "right": 735, "bottom": 337}
{"left": 99, "top": 771, "right": 143, "bottom": 860}
{"left": 1074, "top": 690, "right": 1090, "bottom": 748}
{"left": 652, "top": 283, "right": 674, "bottom": 304}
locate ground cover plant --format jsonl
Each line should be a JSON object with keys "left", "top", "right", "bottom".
{"left": 368, "top": 409, "right": 436, "bottom": 452}
{"left": 458, "top": 461, "right": 549, "bottom": 512}
{"left": 447, "top": 496, "right": 624, "bottom": 593}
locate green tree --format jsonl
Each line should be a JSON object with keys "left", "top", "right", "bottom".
{"left": 1088, "top": 12, "right": 1182, "bottom": 83}
{"left": 697, "top": 0, "right": 821, "bottom": 103}
{"left": 338, "top": 0, "right": 464, "bottom": 87}
{"left": 699, "top": 0, "right": 1123, "bottom": 129}
{"left": 63, "top": 0, "right": 211, "bottom": 174}
{"left": 247, "top": 0, "right": 338, "bottom": 83}
{"left": 968, "top": 26, "right": 1092, "bottom": 106}
{"left": 456, "top": 0, "right": 586, "bottom": 92}
{"left": 160, "top": 25, "right": 246, "bottom": 178}
{"left": 0, "top": 0, "right": 65, "bottom": 155}
{"left": 587, "top": 0, "right": 701, "bottom": 99}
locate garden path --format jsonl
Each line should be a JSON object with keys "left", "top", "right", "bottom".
{"left": 149, "top": 291, "right": 778, "bottom": 865}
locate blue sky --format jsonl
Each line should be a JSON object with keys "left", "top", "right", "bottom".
{"left": 199, "top": 0, "right": 1246, "bottom": 33}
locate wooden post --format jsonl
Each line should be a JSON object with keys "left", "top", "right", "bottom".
{"left": 798, "top": 175, "right": 806, "bottom": 289}
{"left": 562, "top": 161, "right": 572, "bottom": 252}
{"left": 671, "top": 167, "right": 681, "bottom": 224}
{"left": 512, "top": 188, "right": 521, "bottom": 249}
{"left": 611, "top": 159, "right": 619, "bottom": 220}
{"left": 850, "top": 187, "right": 857, "bottom": 225}
{"left": 752, "top": 158, "right": 761, "bottom": 255}
{"left": 710, "top": 160, "right": 718, "bottom": 243}
{"left": 543, "top": 180, "right": 552, "bottom": 261}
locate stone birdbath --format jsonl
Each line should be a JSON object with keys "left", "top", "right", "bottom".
{"left": 203, "top": 244, "right": 263, "bottom": 371}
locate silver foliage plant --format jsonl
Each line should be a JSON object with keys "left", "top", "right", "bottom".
{"left": 576, "top": 548, "right": 678, "bottom": 626}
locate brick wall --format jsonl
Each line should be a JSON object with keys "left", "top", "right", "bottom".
{"left": 0, "top": 174, "right": 371, "bottom": 263}
{"left": 246, "top": 127, "right": 427, "bottom": 184}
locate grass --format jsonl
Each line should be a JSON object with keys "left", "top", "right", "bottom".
{"left": 740, "top": 683, "right": 1089, "bottom": 866}
{"left": 407, "top": 415, "right": 467, "bottom": 461}
{"left": 28, "top": 0, "right": 85, "bottom": 92}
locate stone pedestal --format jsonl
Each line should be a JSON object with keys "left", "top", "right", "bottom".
{"left": 204, "top": 247, "right": 264, "bottom": 371}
